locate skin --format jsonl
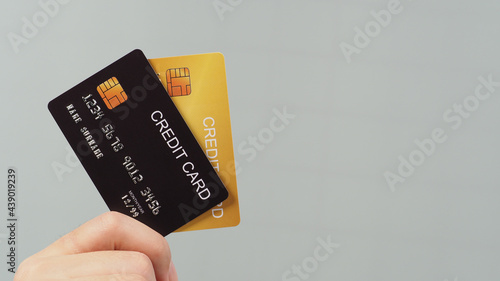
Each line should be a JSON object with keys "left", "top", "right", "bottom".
{"left": 14, "top": 211, "right": 178, "bottom": 281}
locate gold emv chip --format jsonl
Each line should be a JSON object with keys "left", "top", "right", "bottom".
{"left": 166, "top": 67, "right": 191, "bottom": 97}
{"left": 97, "top": 77, "right": 128, "bottom": 109}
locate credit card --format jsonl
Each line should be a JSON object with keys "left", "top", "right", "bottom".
{"left": 149, "top": 53, "right": 240, "bottom": 232}
{"left": 48, "top": 49, "right": 228, "bottom": 236}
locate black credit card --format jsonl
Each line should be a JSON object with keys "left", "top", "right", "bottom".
{"left": 48, "top": 49, "right": 228, "bottom": 236}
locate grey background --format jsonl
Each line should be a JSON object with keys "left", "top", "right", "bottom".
{"left": 1, "top": 0, "right": 499, "bottom": 280}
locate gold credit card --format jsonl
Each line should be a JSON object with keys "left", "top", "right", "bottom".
{"left": 149, "top": 53, "right": 240, "bottom": 231}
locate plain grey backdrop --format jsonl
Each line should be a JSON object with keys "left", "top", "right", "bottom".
{"left": 1, "top": 0, "right": 500, "bottom": 280}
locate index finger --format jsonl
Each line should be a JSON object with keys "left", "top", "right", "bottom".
{"left": 35, "top": 212, "right": 172, "bottom": 281}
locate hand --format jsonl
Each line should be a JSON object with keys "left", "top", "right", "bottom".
{"left": 14, "top": 211, "right": 178, "bottom": 281}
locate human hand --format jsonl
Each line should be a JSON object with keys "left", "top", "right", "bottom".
{"left": 14, "top": 211, "right": 178, "bottom": 281}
